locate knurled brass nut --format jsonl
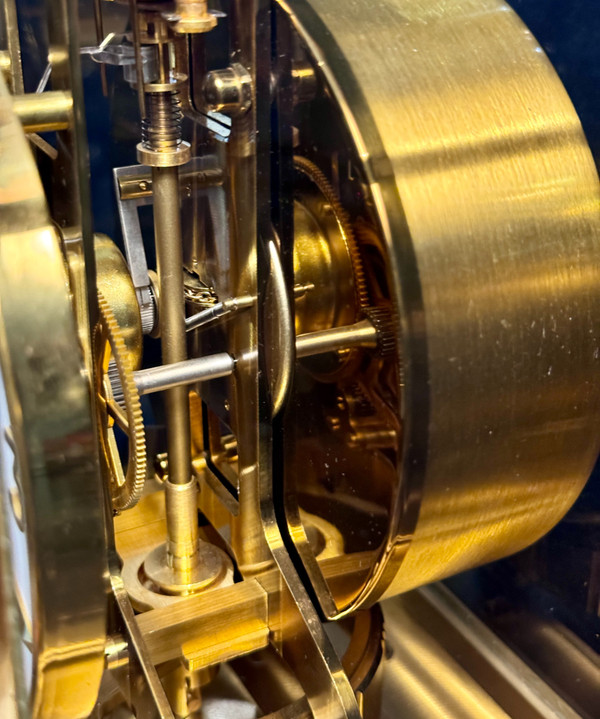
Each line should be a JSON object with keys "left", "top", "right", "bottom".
{"left": 202, "top": 63, "right": 252, "bottom": 116}
{"left": 172, "top": 14, "right": 217, "bottom": 34}
{"left": 163, "top": 2, "right": 218, "bottom": 34}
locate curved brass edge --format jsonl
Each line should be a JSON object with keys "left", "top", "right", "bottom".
{"left": 341, "top": 605, "right": 384, "bottom": 694}
{"left": 278, "top": 0, "right": 428, "bottom": 619}
{"left": 256, "top": 410, "right": 362, "bottom": 718}
{"left": 0, "top": 74, "right": 107, "bottom": 717}
{"left": 266, "top": 239, "right": 294, "bottom": 416}
{"left": 257, "top": 247, "right": 361, "bottom": 717}
{"left": 280, "top": 0, "right": 600, "bottom": 615}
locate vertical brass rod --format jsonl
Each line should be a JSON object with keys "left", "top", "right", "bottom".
{"left": 152, "top": 165, "right": 192, "bottom": 486}
{"left": 152, "top": 165, "right": 199, "bottom": 577}
{"left": 93, "top": 0, "right": 108, "bottom": 95}
{"left": 2, "top": 0, "right": 23, "bottom": 94}
{"left": 93, "top": 0, "right": 104, "bottom": 43}
{"left": 157, "top": 41, "right": 168, "bottom": 84}
{"left": 128, "top": 0, "right": 146, "bottom": 118}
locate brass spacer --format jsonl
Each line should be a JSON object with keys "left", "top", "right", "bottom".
{"left": 143, "top": 540, "right": 230, "bottom": 596}
{"left": 143, "top": 74, "right": 187, "bottom": 94}
{"left": 122, "top": 543, "right": 234, "bottom": 611}
{"left": 172, "top": 14, "right": 217, "bottom": 34}
{"left": 137, "top": 140, "right": 191, "bottom": 168}
{"left": 164, "top": 1, "right": 218, "bottom": 34}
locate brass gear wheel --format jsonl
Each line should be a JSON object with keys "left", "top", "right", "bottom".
{"left": 293, "top": 155, "right": 370, "bottom": 311}
{"left": 94, "top": 291, "right": 146, "bottom": 512}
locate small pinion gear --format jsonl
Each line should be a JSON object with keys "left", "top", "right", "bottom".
{"left": 362, "top": 306, "right": 396, "bottom": 358}
{"left": 95, "top": 291, "right": 146, "bottom": 512}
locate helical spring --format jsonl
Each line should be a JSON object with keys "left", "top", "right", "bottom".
{"left": 141, "top": 91, "right": 183, "bottom": 153}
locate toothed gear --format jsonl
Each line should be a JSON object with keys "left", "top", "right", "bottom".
{"left": 294, "top": 155, "right": 370, "bottom": 311}
{"left": 363, "top": 307, "right": 396, "bottom": 358}
{"left": 139, "top": 302, "right": 155, "bottom": 335}
{"left": 138, "top": 285, "right": 157, "bottom": 335}
{"left": 107, "top": 359, "right": 126, "bottom": 410}
{"left": 95, "top": 291, "right": 147, "bottom": 512}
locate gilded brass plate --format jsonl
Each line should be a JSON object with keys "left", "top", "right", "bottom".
{"left": 0, "top": 74, "right": 107, "bottom": 717}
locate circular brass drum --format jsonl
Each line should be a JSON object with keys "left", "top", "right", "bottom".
{"left": 0, "top": 75, "right": 106, "bottom": 716}
{"left": 282, "top": 0, "right": 600, "bottom": 613}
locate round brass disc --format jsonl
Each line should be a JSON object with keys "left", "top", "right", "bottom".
{"left": 143, "top": 541, "right": 232, "bottom": 596}
{"left": 281, "top": 0, "right": 600, "bottom": 613}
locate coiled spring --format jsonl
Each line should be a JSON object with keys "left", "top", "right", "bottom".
{"left": 141, "top": 91, "right": 183, "bottom": 152}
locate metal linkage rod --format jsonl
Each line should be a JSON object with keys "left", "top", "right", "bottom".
{"left": 184, "top": 285, "right": 312, "bottom": 333}
{"left": 135, "top": 353, "right": 235, "bottom": 395}
{"left": 185, "top": 296, "right": 254, "bottom": 332}
{"left": 296, "top": 319, "right": 378, "bottom": 358}
{"left": 12, "top": 90, "right": 73, "bottom": 133}
{"left": 136, "top": 319, "right": 379, "bottom": 395}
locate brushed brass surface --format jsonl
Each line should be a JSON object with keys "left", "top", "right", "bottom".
{"left": 134, "top": 544, "right": 382, "bottom": 681}
{"left": 281, "top": 0, "right": 600, "bottom": 611}
{"left": 1, "top": 0, "right": 22, "bottom": 94}
{"left": 139, "top": 479, "right": 234, "bottom": 599}
{"left": 136, "top": 578, "right": 270, "bottom": 667}
{"left": 380, "top": 585, "right": 581, "bottom": 719}
{"left": 0, "top": 73, "right": 106, "bottom": 717}
{"left": 4, "top": 0, "right": 600, "bottom": 715}
{"left": 119, "top": 485, "right": 571, "bottom": 718}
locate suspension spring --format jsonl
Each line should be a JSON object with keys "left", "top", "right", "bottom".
{"left": 141, "top": 91, "right": 183, "bottom": 153}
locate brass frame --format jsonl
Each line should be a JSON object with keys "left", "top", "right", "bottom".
{"left": 2, "top": 0, "right": 600, "bottom": 716}
{"left": 0, "top": 73, "right": 107, "bottom": 718}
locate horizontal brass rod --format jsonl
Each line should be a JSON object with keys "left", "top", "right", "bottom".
{"left": 134, "top": 319, "right": 379, "bottom": 395}
{"left": 295, "top": 319, "right": 378, "bottom": 358}
{"left": 134, "top": 353, "right": 235, "bottom": 395}
{"left": 12, "top": 90, "right": 73, "bottom": 133}
{"left": 118, "top": 166, "right": 224, "bottom": 200}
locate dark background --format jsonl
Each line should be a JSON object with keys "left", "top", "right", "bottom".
{"left": 512, "top": 1, "right": 600, "bottom": 167}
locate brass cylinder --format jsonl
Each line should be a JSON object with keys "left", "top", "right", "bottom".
{"left": 165, "top": 479, "right": 199, "bottom": 575}
{"left": 172, "top": 0, "right": 217, "bottom": 33}
{"left": 11, "top": 90, "right": 72, "bottom": 133}
{"left": 152, "top": 164, "right": 199, "bottom": 578}
{"left": 153, "top": 165, "right": 192, "bottom": 486}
